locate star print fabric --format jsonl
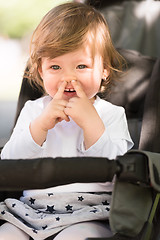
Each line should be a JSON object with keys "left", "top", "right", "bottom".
{"left": 0, "top": 192, "right": 111, "bottom": 240}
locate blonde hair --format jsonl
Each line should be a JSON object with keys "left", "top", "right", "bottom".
{"left": 27, "top": 2, "right": 124, "bottom": 93}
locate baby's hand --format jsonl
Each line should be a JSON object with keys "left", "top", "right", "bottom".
{"left": 64, "top": 81, "right": 97, "bottom": 129}
{"left": 64, "top": 80, "right": 105, "bottom": 149}
{"left": 30, "top": 81, "right": 70, "bottom": 146}
{"left": 38, "top": 81, "right": 70, "bottom": 131}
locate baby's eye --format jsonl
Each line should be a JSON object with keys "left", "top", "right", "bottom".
{"left": 77, "top": 64, "right": 87, "bottom": 69}
{"left": 51, "top": 65, "right": 61, "bottom": 70}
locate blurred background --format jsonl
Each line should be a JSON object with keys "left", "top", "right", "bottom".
{"left": 0, "top": 0, "right": 160, "bottom": 148}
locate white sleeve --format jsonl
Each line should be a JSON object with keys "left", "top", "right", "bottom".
{"left": 78, "top": 107, "right": 134, "bottom": 159}
{"left": 1, "top": 101, "right": 45, "bottom": 159}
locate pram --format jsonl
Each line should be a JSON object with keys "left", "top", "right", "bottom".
{"left": 0, "top": 46, "right": 160, "bottom": 240}
{"left": 1, "top": 0, "right": 160, "bottom": 238}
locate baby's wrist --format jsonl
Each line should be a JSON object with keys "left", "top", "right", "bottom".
{"left": 32, "top": 116, "right": 50, "bottom": 134}
{"left": 29, "top": 117, "right": 48, "bottom": 146}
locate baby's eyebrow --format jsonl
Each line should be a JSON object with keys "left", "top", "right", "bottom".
{"left": 47, "top": 56, "right": 60, "bottom": 62}
{"left": 76, "top": 58, "right": 93, "bottom": 64}
{"left": 47, "top": 59, "right": 58, "bottom": 63}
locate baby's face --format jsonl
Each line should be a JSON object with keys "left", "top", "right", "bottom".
{"left": 38, "top": 45, "right": 108, "bottom": 101}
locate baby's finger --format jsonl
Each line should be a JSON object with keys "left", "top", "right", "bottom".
{"left": 59, "top": 111, "right": 70, "bottom": 122}
{"left": 56, "top": 115, "right": 70, "bottom": 124}
{"left": 54, "top": 81, "right": 67, "bottom": 100}
{"left": 55, "top": 110, "right": 70, "bottom": 124}
{"left": 71, "top": 80, "right": 86, "bottom": 98}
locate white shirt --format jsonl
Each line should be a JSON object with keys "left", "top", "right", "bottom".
{"left": 1, "top": 95, "right": 133, "bottom": 194}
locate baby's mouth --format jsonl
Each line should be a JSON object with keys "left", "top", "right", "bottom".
{"left": 64, "top": 88, "right": 76, "bottom": 93}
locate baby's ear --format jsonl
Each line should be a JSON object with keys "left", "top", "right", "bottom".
{"left": 38, "top": 65, "right": 42, "bottom": 77}
{"left": 103, "top": 68, "right": 109, "bottom": 79}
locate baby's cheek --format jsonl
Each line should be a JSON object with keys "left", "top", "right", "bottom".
{"left": 44, "top": 81, "right": 57, "bottom": 97}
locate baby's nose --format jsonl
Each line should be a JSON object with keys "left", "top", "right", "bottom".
{"left": 61, "top": 70, "right": 76, "bottom": 83}
{"left": 61, "top": 77, "right": 76, "bottom": 83}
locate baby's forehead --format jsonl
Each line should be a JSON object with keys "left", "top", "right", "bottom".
{"left": 46, "top": 44, "right": 102, "bottom": 62}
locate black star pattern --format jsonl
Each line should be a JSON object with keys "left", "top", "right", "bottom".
{"left": 12, "top": 203, "right": 16, "bottom": 208}
{"left": 78, "top": 196, "right": 84, "bottom": 201}
{"left": 65, "top": 204, "right": 73, "bottom": 211}
{"left": 102, "top": 200, "right": 109, "bottom": 206}
{"left": 32, "top": 229, "right": 38, "bottom": 234}
{"left": 46, "top": 205, "right": 55, "bottom": 213}
{"left": 29, "top": 198, "right": 36, "bottom": 205}
{"left": 90, "top": 208, "right": 98, "bottom": 213}
{"left": 1, "top": 211, "right": 5, "bottom": 215}
{"left": 42, "top": 225, "right": 48, "bottom": 230}
{"left": 35, "top": 210, "right": 42, "bottom": 214}
{"left": 56, "top": 217, "right": 60, "bottom": 221}
{"left": 25, "top": 213, "right": 29, "bottom": 216}
{"left": 106, "top": 207, "right": 110, "bottom": 211}
{"left": 90, "top": 209, "right": 97, "bottom": 213}
{"left": 48, "top": 193, "right": 54, "bottom": 197}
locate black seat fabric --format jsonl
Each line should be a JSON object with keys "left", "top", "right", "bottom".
{"left": 139, "top": 58, "right": 160, "bottom": 152}
{"left": 99, "top": 48, "right": 156, "bottom": 149}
